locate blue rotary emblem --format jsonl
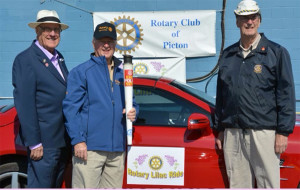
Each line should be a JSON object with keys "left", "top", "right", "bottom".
{"left": 111, "top": 15, "right": 144, "bottom": 54}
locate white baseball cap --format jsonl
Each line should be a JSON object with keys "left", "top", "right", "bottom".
{"left": 234, "top": 0, "right": 260, "bottom": 16}
{"left": 28, "top": 10, "right": 69, "bottom": 30}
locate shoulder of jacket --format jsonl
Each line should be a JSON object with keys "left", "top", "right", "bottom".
{"left": 14, "top": 45, "right": 40, "bottom": 68}
{"left": 16, "top": 45, "right": 35, "bottom": 58}
{"left": 260, "top": 34, "right": 288, "bottom": 54}
{"left": 222, "top": 42, "right": 239, "bottom": 55}
{"left": 266, "top": 40, "right": 288, "bottom": 54}
{"left": 70, "top": 59, "right": 96, "bottom": 74}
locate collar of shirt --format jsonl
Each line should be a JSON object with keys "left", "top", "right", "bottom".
{"left": 35, "top": 40, "right": 59, "bottom": 66}
{"left": 239, "top": 33, "right": 261, "bottom": 52}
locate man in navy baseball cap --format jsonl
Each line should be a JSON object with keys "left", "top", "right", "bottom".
{"left": 63, "top": 20, "right": 138, "bottom": 189}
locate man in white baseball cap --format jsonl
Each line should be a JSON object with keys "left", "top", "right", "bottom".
{"left": 214, "top": 0, "right": 295, "bottom": 188}
{"left": 234, "top": 0, "right": 260, "bottom": 16}
{"left": 12, "top": 10, "right": 70, "bottom": 188}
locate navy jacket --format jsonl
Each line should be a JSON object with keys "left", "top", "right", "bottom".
{"left": 63, "top": 55, "right": 139, "bottom": 152}
{"left": 12, "top": 40, "right": 69, "bottom": 148}
{"left": 214, "top": 34, "right": 295, "bottom": 136}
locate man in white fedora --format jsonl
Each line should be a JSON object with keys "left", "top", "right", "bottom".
{"left": 12, "top": 10, "right": 70, "bottom": 188}
{"left": 214, "top": 0, "right": 295, "bottom": 188}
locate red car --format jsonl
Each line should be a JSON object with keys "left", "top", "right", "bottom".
{"left": 0, "top": 76, "right": 299, "bottom": 188}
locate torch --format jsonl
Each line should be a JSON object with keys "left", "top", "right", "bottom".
{"left": 123, "top": 54, "right": 133, "bottom": 145}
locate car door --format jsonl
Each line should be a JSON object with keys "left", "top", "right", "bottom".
{"left": 123, "top": 81, "right": 228, "bottom": 188}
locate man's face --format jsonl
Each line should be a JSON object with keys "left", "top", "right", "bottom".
{"left": 93, "top": 37, "right": 116, "bottom": 61}
{"left": 36, "top": 23, "right": 61, "bottom": 53}
{"left": 236, "top": 14, "right": 260, "bottom": 37}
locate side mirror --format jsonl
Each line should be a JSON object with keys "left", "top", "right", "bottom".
{"left": 187, "top": 113, "right": 210, "bottom": 130}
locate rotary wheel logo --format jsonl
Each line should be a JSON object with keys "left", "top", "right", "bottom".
{"left": 111, "top": 15, "right": 144, "bottom": 54}
{"left": 149, "top": 156, "right": 163, "bottom": 170}
{"left": 134, "top": 62, "right": 148, "bottom": 75}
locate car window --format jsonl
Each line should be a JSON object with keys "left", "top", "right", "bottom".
{"left": 171, "top": 80, "right": 215, "bottom": 106}
{"left": 134, "top": 86, "right": 211, "bottom": 127}
{"left": 0, "top": 104, "right": 14, "bottom": 113}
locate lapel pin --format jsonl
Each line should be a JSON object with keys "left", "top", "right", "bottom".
{"left": 261, "top": 46, "right": 265, "bottom": 51}
{"left": 45, "top": 63, "right": 49, "bottom": 67}
{"left": 43, "top": 59, "right": 47, "bottom": 63}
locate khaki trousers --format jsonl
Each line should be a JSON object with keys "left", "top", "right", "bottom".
{"left": 72, "top": 151, "right": 125, "bottom": 188}
{"left": 223, "top": 128, "right": 280, "bottom": 188}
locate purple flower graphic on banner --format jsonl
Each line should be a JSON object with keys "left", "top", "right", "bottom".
{"left": 136, "top": 154, "right": 148, "bottom": 165}
{"left": 165, "top": 155, "right": 180, "bottom": 169}
{"left": 150, "top": 61, "right": 165, "bottom": 72}
{"left": 133, "top": 154, "right": 148, "bottom": 169}
{"left": 165, "top": 155, "right": 177, "bottom": 166}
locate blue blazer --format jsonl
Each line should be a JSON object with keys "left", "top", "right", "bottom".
{"left": 12, "top": 41, "right": 69, "bottom": 148}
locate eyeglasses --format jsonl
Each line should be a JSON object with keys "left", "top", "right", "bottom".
{"left": 238, "top": 14, "right": 260, "bottom": 22}
{"left": 98, "top": 40, "right": 116, "bottom": 46}
{"left": 39, "top": 26, "right": 62, "bottom": 33}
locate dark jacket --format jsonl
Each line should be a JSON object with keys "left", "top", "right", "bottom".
{"left": 13, "top": 40, "right": 69, "bottom": 148}
{"left": 63, "top": 55, "right": 139, "bottom": 152}
{"left": 214, "top": 34, "right": 295, "bottom": 136}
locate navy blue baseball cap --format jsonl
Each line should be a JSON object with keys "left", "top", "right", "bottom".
{"left": 94, "top": 22, "right": 117, "bottom": 40}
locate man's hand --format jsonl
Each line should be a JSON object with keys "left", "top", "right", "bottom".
{"left": 30, "top": 145, "right": 43, "bottom": 160}
{"left": 275, "top": 134, "right": 288, "bottom": 154}
{"left": 215, "top": 131, "right": 224, "bottom": 150}
{"left": 74, "top": 142, "right": 87, "bottom": 161}
{"left": 123, "top": 108, "right": 137, "bottom": 122}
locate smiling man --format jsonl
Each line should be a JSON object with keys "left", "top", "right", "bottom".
{"left": 213, "top": 0, "right": 295, "bottom": 188}
{"left": 63, "top": 22, "right": 139, "bottom": 188}
{"left": 12, "top": 10, "right": 70, "bottom": 188}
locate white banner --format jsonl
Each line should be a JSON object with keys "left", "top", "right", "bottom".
{"left": 93, "top": 10, "right": 216, "bottom": 57}
{"left": 126, "top": 57, "right": 186, "bottom": 83}
{"left": 127, "top": 146, "right": 185, "bottom": 186}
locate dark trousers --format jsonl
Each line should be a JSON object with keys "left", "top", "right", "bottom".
{"left": 27, "top": 147, "right": 69, "bottom": 188}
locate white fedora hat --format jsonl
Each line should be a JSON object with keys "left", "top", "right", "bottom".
{"left": 28, "top": 10, "right": 69, "bottom": 30}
